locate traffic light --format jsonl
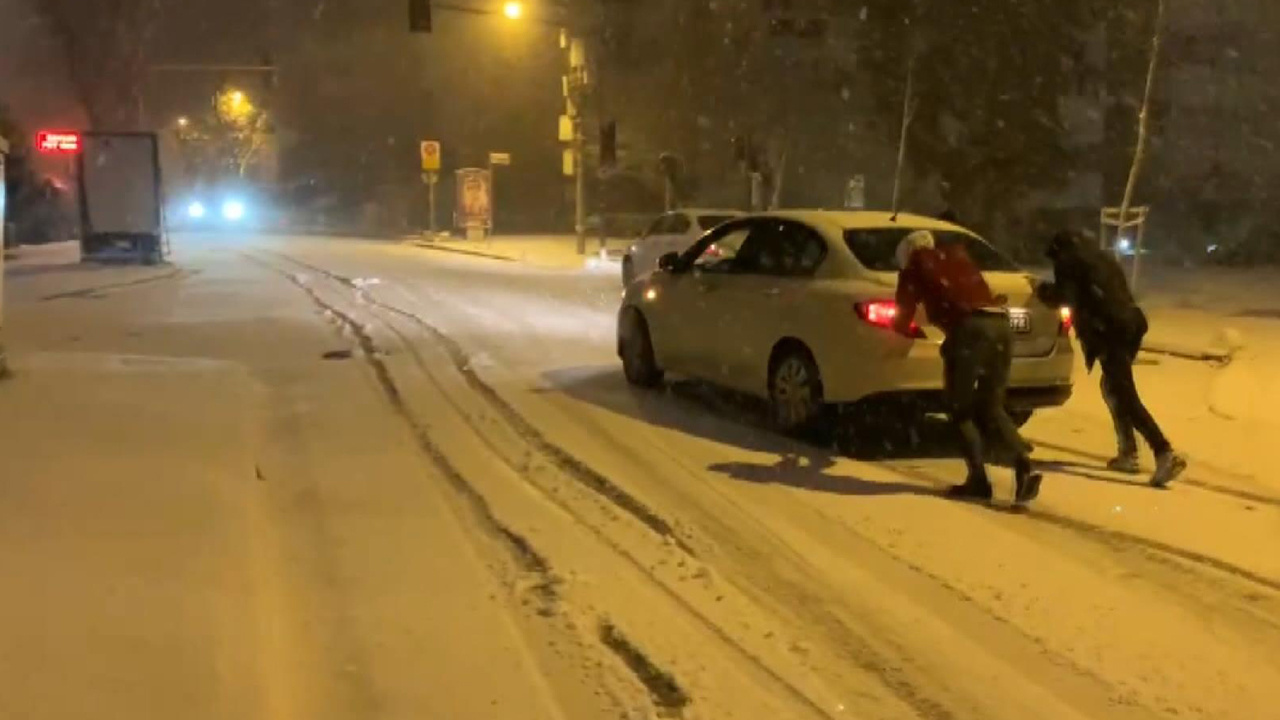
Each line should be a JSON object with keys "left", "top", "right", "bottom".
{"left": 600, "top": 120, "right": 617, "bottom": 170}
{"left": 410, "top": 0, "right": 432, "bottom": 32}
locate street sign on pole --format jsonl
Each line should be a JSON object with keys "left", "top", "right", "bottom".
{"left": 1, "top": 135, "right": 9, "bottom": 376}
{"left": 420, "top": 140, "right": 441, "bottom": 171}
{"left": 422, "top": 172, "right": 439, "bottom": 238}
{"left": 562, "top": 148, "right": 575, "bottom": 177}
{"left": 489, "top": 152, "right": 512, "bottom": 166}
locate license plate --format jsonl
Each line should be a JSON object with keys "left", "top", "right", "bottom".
{"left": 1008, "top": 309, "right": 1032, "bottom": 334}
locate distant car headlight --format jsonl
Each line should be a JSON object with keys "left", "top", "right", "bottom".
{"left": 221, "top": 200, "right": 246, "bottom": 221}
{"left": 187, "top": 201, "right": 206, "bottom": 219}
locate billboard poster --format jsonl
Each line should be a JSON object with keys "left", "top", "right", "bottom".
{"left": 455, "top": 168, "right": 492, "bottom": 232}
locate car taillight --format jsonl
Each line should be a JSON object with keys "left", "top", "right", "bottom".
{"left": 1058, "top": 306, "right": 1074, "bottom": 336}
{"left": 855, "top": 301, "right": 925, "bottom": 339}
{"left": 703, "top": 243, "right": 720, "bottom": 258}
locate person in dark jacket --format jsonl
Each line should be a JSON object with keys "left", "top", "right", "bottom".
{"left": 894, "top": 230, "right": 1042, "bottom": 504}
{"left": 1036, "top": 231, "right": 1187, "bottom": 487}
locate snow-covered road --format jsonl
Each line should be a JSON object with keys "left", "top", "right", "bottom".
{"left": 2, "top": 233, "right": 1277, "bottom": 720}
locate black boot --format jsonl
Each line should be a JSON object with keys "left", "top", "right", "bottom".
{"left": 1014, "top": 458, "right": 1043, "bottom": 505}
{"left": 947, "top": 472, "right": 994, "bottom": 501}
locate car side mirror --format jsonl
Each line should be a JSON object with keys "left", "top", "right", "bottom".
{"left": 658, "top": 251, "right": 680, "bottom": 272}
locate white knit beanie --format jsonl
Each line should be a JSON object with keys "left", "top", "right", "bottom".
{"left": 896, "top": 230, "right": 936, "bottom": 269}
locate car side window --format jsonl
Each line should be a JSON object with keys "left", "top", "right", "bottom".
{"left": 693, "top": 228, "right": 750, "bottom": 271}
{"left": 778, "top": 221, "right": 828, "bottom": 276}
{"left": 729, "top": 221, "right": 787, "bottom": 275}
{"left": 678, "top": 219, "right": 752, "bottom": 271}
{"left": 668, "top": 213, "right": 692, "bottom": 234}
{"left": 728, "top": 220, "right": 827, "bottom": 277}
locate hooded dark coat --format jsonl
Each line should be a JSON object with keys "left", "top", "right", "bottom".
{"left": 1036, "top": 232, "right": 1147, "bottom": 371}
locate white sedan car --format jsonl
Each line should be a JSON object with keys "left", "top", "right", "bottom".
{"left": 617, "top": 210, "right": 1075, "bottom": 435}
{"left": 622, "top": 209, "right": 743, "bottom": 285}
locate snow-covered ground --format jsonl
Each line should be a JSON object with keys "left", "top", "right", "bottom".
{"left": 404, "top": 233, "right": 631, "bottom": 272}
{"left": 2, "top": 234, "right": 1278, "bottom": 720}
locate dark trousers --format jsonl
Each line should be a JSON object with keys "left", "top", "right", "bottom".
{"left": 1099, "top": 347, "right": 1170, "bottom": 457}
{"left": 942, "top": 313, "right": 1029, "bottom": 482}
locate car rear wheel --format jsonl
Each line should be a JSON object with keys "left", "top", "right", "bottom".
{"left": 620, "top": 309, "right": 663, "bottom": 388}
{"left": 769, "top": 346, "right": 824, "bottom": 433}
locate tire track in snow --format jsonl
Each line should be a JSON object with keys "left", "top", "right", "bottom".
{"left": 252, "top": 250, "right": 852, "bottom": 720}
{"left": 40, "top": 267, "right": 189, "bottom": 301}
{"left": 261, "top": 249, "right": 696, "bottom": 556}
{"left": 242, "top": 252, "right": 553, "bottom": 580}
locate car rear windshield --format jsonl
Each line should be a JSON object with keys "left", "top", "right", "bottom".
{"left": 844, "top": 229, "right": 1019, "bottom": 272}
{"left": 697, "top": 215, "right": 737, "bottom": 231}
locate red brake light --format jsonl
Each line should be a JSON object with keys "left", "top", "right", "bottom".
{"left": 856, "top": 301, "right": 925, "bottom": 339}
{"left": 1058, "top": 306, "right": 1074, "bottom": 335}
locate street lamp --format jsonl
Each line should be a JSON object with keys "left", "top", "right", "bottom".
{"left": 502, "top": 1, "right": 523, "bottom": 20}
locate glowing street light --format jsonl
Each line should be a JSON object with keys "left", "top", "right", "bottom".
{"left": 502, "top": 1, "right": 523, "bottom": 20}
{"left": 176, "top": 116, "right": 190, "bottom": 128}
{"left": 229, "top": 90, "right": 246, "bottom": 107}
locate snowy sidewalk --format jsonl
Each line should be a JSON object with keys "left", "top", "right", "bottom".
{"left": 407, "top": 233, "right": 631, "bottom": 272}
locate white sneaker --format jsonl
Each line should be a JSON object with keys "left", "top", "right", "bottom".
{"left": 1150, "top": 451, "right": 1188, "bottom": 488}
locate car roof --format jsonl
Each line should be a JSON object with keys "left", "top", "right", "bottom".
{"left": 677, "top": 208, "right": 745, "bottom": 216}
{"left": 755, "top": 209, "right": 974, "bottom": 234}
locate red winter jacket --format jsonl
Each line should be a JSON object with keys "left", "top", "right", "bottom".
{"left": 895, "top": 244, "right": 999, "bottom": 335}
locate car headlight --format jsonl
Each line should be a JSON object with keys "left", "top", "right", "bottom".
{"left": 187, "top": 201, "right": 206, "bottom": 219}
{"left": 221, "top": 200, "right": 246, "bottom": 221}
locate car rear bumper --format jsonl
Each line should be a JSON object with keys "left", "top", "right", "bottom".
{"left": 821, "top": 337, "right": 1075, "bottom": 408}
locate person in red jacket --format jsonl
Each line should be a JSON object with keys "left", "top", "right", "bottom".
{"left": 893, "top": 230, "right": 1042, "bottom": 504}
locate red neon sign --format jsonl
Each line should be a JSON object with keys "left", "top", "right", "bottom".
{"left": 36, "top": 131, "right": 82, "bottom": 154}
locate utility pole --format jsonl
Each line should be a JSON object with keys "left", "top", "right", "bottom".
{"left": 427, "top": 174, "right": 438, "bottom": 236}
{"left": 0, "top": 135, "right": 9, "bottom": 378}
{"left": 565, "top": 34, "right": 589, "bottom": 255}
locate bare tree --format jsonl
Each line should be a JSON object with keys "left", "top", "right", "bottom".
{"left": 35, "top": 0, "right": 163, "bottom": 128}
{"left": 891, "top": 55, "right": 917, "bottom": 215}
{"left": 1116, "top": 0, "right": 1166, "bottom": 288}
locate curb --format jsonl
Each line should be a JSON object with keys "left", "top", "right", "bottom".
{"left": 1140, "top": 343, "right": 1234, "bottom": 364}
{"left": 408, "top": 241, "right": 518, "bottom": 263}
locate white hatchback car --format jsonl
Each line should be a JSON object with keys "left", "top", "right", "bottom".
{"left": 617, "top": 211, "right": 1075, "bottom": 435}
{"left": 622, "top": 209, "right": 744, "bottom": 285}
